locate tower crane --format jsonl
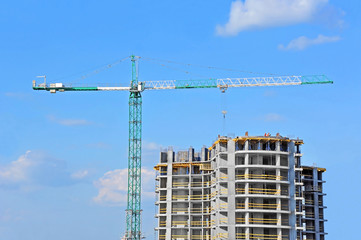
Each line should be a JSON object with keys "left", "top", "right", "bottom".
{"left": 32, "top": 55, "right": 333, "bottom": 240}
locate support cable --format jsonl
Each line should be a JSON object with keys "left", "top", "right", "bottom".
{"left": 141, "top": 56, "right": 279, "bottom": 76}
{"left": 142, "top": 58, "right": 208, "bottom": 78}
{"left": 52, "top": 56, "right": 130, "bottom": 83}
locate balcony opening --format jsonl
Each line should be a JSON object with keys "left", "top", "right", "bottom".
{"left": 236, "top": 142, "right": 244, "bottom": 151}
{"left": 262, "top": 155, "right": 276, "bottom": 166}
{"left": 280, "top": 156, "right": 288, "bottom": 167}
{"left": 280, "top": 142, "right": 288, "bottom": 152}
{"left": 236, "top": 156, "right": 245, "bottom": 165}
{"left": 249, "top": 140, "right": 258, "bottom": 150}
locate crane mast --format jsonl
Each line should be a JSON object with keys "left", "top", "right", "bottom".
{"left": 126, "top": 56, "right": 143, "bottom": 239}
{"left": 32, "top": 56, "right": 333, "bottom": 240}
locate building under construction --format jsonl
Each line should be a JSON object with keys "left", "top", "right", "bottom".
{"left": 154, "top": 133, "right": 327, "bottom": 240}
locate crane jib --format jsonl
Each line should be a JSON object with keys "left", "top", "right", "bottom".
{"left": 33, "top": 86, "right": 99, "bottom": 91}
{"left": 32, "top": 75, "right": 332, "bottom": 93}
{"left": 175, "top": 85, "right": 218, "bottom": 89}
{"left": 301, "top": 81, "right": 333, "bottom": 85}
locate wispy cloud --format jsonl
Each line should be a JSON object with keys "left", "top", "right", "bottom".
{"left": 86, "top": 142, "right": 112, "bottom": 150}
{"left": 263, "top": 90, "right": 277, "bottom": 97}
{"left": 0, "top": 151, "right": 89, "bottom": 190}
{"left": 142, "top": 140, "right": 165, "bottom": 164}
{"left": 47, "top": 115, "right": 92, "bottom": 126}
{"left": 278, "top": 34, "right": 340, "bottom": 51}
{"left": 258, "top": 113, "right": 285, "bottom": 122}
{"left": 93, "top": 168, "right": 155, "bottom": 206}
{"left": 143, "top": 141, "right": 162, "bottom": 151}
{"left": 216, "top": 0, "right": 331, "bottom": 36}
{"left": 0, "top": 209, "right": 23, "bottom": 222}
{"left": 4, "top": 92, "right": 32, "bottom": 100}
{"left": 71, "top": 170, "right": 89, "bottom": 180}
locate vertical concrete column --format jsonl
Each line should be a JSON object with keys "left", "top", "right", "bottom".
{"left": 227, "top": 139, "right": 236, "bottom": 239}
{"left": 211, "top": 152, "right": 218, "bottom": 239}
{"left": 245, "top": 147, "right": 249, "bottom": 196}
{"left": 215, "top": 153, "right": 221, "bottom": 240}
{"left": 313, "top": 168, "right": 320, "bottom": 240}
{"left": 276, "top": 141, "right": 280, "bottom": 152}
{"left": 188, "top": 147, "right": 194, "bottom": 162}
{"left": 288, "top": 142, "right": 296, "bottom": 240}
{"left": 245, "top": 140, "right": 249, "bottom": 152}
{"left": 165, "top": 149, "right": 173, "bottom": 240}
{"left": 187, "top": 171, "right": 190, "bottom": 239}
{"left": 277, "top": 153, "right": 283, "bottom": 240}
{"left": 244, "top": 147, "right": 250, "bottom": 240}
{"left": 276, "top": 156, "right": 281, "bottom": 167}
{"left": 201, "top": 147, "right": 207, "bottom": 161}
{"left": 276, "top": 138, "right": 281, "bottom": 232}
{"left": 201, "top": 172, "right": 204, "bottom": 240}
{"left": 244, "top": 141, "right": 250, "bottom": 240}
{"left": 245, "top": 213, "right": 250, "bottom": 240}
{"left": 277, "top": 168, "right": 282, "bottom": 240}
{"left": 277, "top": 228, "right": 282, "bottom": 240}
{"left": 276, "top": 152, "right": 282, "bottom": 236}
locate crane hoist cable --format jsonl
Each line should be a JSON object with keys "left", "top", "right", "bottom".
{"left": 221, "top": 88, "right": 228, "bottom": 135}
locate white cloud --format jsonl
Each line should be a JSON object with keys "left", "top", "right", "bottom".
{"left": 93, "top": 168, "right": 155, "bottom": 206}
{"left": 0, "top": 151, "right": 38, "bottom": 184}
{"left": 216, "top": 0, "right": 329, "bottom": 36}
{"left": 0, "top": 151, "right": 88, "bottom": 189}
{"left": 47, "top": 115, "right": 92, "bottom": 126}
{"left": 278, "top": 34, "right": 340, "bottom": 51}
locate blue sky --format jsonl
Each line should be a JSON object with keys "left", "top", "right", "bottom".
{"left": 0, "top": 0, "right": 360, "bottom": 239}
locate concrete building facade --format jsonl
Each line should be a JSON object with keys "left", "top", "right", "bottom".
{"left": 301, "top": 166, "right": 327, "bottom": 240}
{"left": 154, "top": 133, "right": 326, "bottom": 240}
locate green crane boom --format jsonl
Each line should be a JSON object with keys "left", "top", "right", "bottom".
{"left": 32, "top": 56, "right": 333, "bottom": 240}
